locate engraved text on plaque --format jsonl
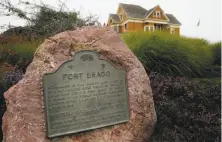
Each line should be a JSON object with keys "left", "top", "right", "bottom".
{"left": 43, "top": 51, "right": 129, "bottom": 138}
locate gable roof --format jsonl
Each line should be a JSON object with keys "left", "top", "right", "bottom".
{"left": 145, "top": 5, "right": 169, "bottom": 21}
{"left": 166, "top": 14, "right": 181, "bottom": 25}
{"left": 109, "top": 14, "right": 121, "bottom": 23}
{"left": 145, "top": 5, "right": 158, "bottom": 18}
{"left": 114, "top": 3, "right": 181, "bottom": 25}
{"left": 119, "top": 3, "right": 148, "bottom": 19}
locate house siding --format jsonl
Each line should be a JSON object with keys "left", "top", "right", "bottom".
{"left": 147, "top": 6, "right": 168, "bottom": 21}
{"left": 119, "top": 25, "right": 123, "bottom": 33}
{"left": 175, "top": 28, "right": 180, "bottom": 35}
{"left": 126, "top": 22, "right": 144, "bottom": 32}
{"left": 167, "top": 27, "right": 180, "bottom": 35}
{"left": 144, "top": 23, "right": 155, "bottom": 26}
{"left": 109, "top": 4, "right": 181, "bottom": 35}
{"left": 117, "top": 22, "right": 180, "bottom": 34}
{"left": 117, "top": 6, "right": 128, "bottom": 23}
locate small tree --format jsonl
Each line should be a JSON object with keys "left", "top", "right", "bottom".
{"left": 0, "top": 0, "right": 99, "bottom": 37}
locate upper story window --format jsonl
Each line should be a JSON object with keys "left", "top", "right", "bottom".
{"left": 153, "top": 11, "right": 161, "bottom": 18}
{"left": 120, "top": 14, "right": 123, "bottom": 21}
{"left": 109, "top": 19, "right": 112, "bottom": 24}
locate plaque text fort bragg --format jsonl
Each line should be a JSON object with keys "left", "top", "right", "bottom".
{"left": 43, "top": 50, "right": 130, "bottom": 138}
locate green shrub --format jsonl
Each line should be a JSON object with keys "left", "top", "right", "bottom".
{"left": 210, "top": 42, "right": 221, "bottom": 66}
{"left": 0, "top": 40, "right": 41, "bottom": 72}
{"left": 0, "top": 46, "right": 8, "bottom": 63}
{"left": 122, "top": 32, "right": 214, "bottom": 77}
{"left": 6, "top": 41, "right": 40, "bottom": 63}
{"left": 149, "top": 72, "right": 221, "bottom": 142}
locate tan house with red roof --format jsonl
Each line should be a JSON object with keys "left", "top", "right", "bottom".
{"left": 108, "top": 3, "right": 181, "bottom": 35}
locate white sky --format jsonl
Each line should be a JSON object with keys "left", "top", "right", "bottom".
{"left": 0, "top": 0, "right": 221, "bottom": 42}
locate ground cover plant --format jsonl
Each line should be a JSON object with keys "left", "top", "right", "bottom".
{"left": 122, "top": 31, "right": 216, "bottom": 77}
{"left": 149, "top": 72, "right": 221, "bottom": 142}
{"left": 0, "top": 0, "right": 220, "bottom": 140}
{"left": 122, "top": 31, "right": 221, "bottom": 141}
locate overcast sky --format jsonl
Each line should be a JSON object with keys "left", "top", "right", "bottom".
{"left": 0, "top": 0, "right": 221, "bottom": 42}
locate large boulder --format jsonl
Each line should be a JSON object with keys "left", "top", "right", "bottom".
{"left": 2, "top": 27, "right": 156, "bottom": 142}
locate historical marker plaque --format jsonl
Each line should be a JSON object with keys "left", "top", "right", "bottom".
{"left": 43, "top": 51, "right": 129, "bottom": 138}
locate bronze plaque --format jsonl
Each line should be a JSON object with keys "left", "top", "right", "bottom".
{"left": 43, "top": 50, "right": 129, "bottom": 138}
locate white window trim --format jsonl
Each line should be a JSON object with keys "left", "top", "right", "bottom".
{"left": 153, "top": 11, "right": 161, "bottom": 18}
{"left": 156, "top": 11, "right": 161, "bottom": 17}
{"left": 169, "top": 25, "right": 180, "bottom": 28}
{"left": 124, "top": 23, "right": 127, "bottom": 31}
{"left": 170, "top": 28, "right": 174, "bottom": 34}
{"left": 155, "top": 25, "right": 162, "bottom": 31}
{"left": 144, "top": 20, "right": 168, "bottom": 24}
{"left": 120, "top": 14, "right": 123, "bottom": 21}
{"left": 119, "top": 12, "right": 124, "bottom": 21}
{"left": 144, "top": 26, "right": 155, "bottom": 32}
{"left": 153, "top": 12, "right": 156, "bottom": 17}
{"left": 113, "top": 25, "right": 119, "bottom": 32}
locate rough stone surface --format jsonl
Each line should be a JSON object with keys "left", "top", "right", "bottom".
{"left": 2, "top": 27, "right": 156, "bottom": 142}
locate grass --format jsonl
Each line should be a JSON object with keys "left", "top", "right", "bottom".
{"left": 122, "top": 31, "right": 215, "bottom": 77}
{"left": 210, "top": 42, "right": 221, "bottom": 66}
{"left": 0, "top": 32, "right": 221, "bottom": 142}
{"left": 0, "top": 40, "right": 41, "bottom": 66}
{"left": 122, "top": 31, "right": 221, "bottom": 141}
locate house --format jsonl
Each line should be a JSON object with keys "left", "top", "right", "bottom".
{"left": 108, "top": 3, "right": 181, "bottom": 35}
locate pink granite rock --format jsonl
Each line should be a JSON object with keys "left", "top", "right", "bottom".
{"left": 2, "top": 27, "right": 156, "bottom": 142}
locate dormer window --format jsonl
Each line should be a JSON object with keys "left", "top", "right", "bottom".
{"left": 157, "top": 11, "right": 160, "bottom": 17}
{"left": 153, "top": 11, "right": 161, "bottom": 18}
{"left": 120, "top": 14, "right": 123, "bottom": 21}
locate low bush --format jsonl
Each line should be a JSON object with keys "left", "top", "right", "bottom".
{"left": 122, "top": 32, "right": 214, "bottom": 77}
{"left": 210, "top": 42, "right": 221, "bottom": 66}
{"left": 0, "top": 83, "right": 5, "bottom": 141}
{"left": 2, "top": 68, "right": 24, "bottom": 89}
{"left": 149, "top": 72, "right": 221, "bottom": 142}
{"left": 0, "top": 40, "right": 40, "bottom": 71}
{"left": 6, "top": 41, "right": 40, "bottom": 62}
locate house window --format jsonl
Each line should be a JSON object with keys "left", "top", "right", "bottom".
{"left": 153, "top": 12, "right": 156, "bottom": 17}
{"left": 170, "top": 28, "right": 174, "bottom": 34}
{"left": 144, "top": 26, "right": 155, "bottom": 32}
{"left": 120, "top": 14, "right": 123, "bottom": 21}
{"left": 155, "top": 25, "right": 162, "bottom": 31}
{"left": 153, "top": 11, "right": 161, "bottom": 18}
{"left": 124, "top": 24, "right": 127, "bottom": 31}
{"left": 109, "top": 19, "right": 112, "bottom": 24}
{"left": 114, "top": 25, "right": 119, "bottom": 32}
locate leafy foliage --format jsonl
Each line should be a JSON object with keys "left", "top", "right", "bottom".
{"left": 122, "top": 31, "right": 214, "bottom": 77}
{"left": 32, "top": 7, "right": 77, "bottom": 36}
{"left": 0, "top": 84, "right": 5, "bottom": 141}
{"left": 0, "top": 40, "right": 40, "bottom": 72}
{"left": 2, "top": 67, "right": 23, "bottom": 89}
{"left": 149, "top": 72, "right": 221, "bottom": 142}
{"left": 0, "top": 0, "right": 99, "bottom": 38}
{"left": 210, "top": 42, "right": 221, "bottom": 66}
